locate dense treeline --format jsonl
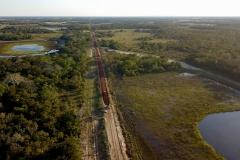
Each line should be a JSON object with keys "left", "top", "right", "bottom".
{"left": 1, "top": 26, "right": 53, "bottom": 33}
{"left": 0, "top": 17, "right": 90, "bottom": 26}
{"left": 0, "top": 26, "right": 53, "bottom": 41}
{"left": 93, "top": 22, "right": 159, "bottom": 30}
{"left": 96, "top": 18, "right": 240, "bottom": 82}
{"left": 0, "top": 29, "right": 91, "bottom": 159}
{"left": 95, "top": 31, "right": 114, "bottom": 38}
{"left": 155, "top": 22, "right": 240, "bottom": 82}
{"left": 0, "top": 33, "right": 33, "bottom": 41}
{"left": 99, "top": 39, "right": 122, "bottom": 50}
{"left": 66, "top": 25, "right": 89, "bottom": 31}
{"left": 103, "top": 52, "right": 181, "bottom": 77}
{"left": 60, "top": 30, "right": 91, "bottom": 54}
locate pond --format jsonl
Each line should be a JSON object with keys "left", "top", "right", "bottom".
{"left": 199, "top": 111, "right": 240, "bottom": 160}
{"left": 44, "top": 27, "right": 67, "bottom": 31}
{"left": 11, "top": 44, "right": 45, "bottom": 52}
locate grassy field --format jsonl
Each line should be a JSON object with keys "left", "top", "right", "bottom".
{"left": 110, "top": 72, "right": 240, "bottom": 159}
{"left": 148, "top": 38, "right": 177, "bottom": 43}
{"left": 0, "top": 40, "right": 58, "bottom": 55}
{"left": 98, "top": 29, "right": 175, "bottom": 45}
{"left": 32, "top": 32, "right": 63, "bottom": 40}
{"left": 0, "top": 24, "right": 7, "bottom": 29}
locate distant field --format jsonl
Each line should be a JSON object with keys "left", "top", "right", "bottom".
{"left": 148, "top": 38, "right": 178, "bottom": 43}
{"left": 0, "top": 24, "right": 7, "bottom": 29}
{"left": 98, "top": 29, "right": 175, "bottom": 45}
{"left": 44, "top": 22, "right": 66, "bottom": 25}
{"left": 100, "top": 23, "right": 113, "bottom": 25}
{"left": 32, "top": 33, "right": 63, "bottom": 40}
{"left": 83, "top": 30, "right": 90, "bottom": 33}
{"left": 111, "top": 73, "right": 240, "bottom": 159}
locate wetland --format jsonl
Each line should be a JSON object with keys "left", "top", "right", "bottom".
{"left": 103, "top": 51, "right": 240, "bottom": 159}
{"left": 110, "top": 72, "right": 240, "bottom": 159}
{"left": 103, "top": 47, "right": 240, "bottom": 159}
{"left": 11, "top": 44, "right": 45, "bottom": 52}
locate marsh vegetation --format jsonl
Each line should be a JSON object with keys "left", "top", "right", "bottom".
{"left": 109, "top": 72, "right": 240, "bottom": 159}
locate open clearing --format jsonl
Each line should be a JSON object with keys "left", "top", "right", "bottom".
{"left": 0, "top": 24, "right": 7, "bottom": 29}
{"left": 110, "top": 72, "right": 240, "bottom": 159}
{"left": 32, "top": 33, "right": 63, "bottom": 40}
{"left": 98, "top": 29, "right": 175, "bottom": 45}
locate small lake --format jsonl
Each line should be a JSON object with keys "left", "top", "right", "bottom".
{"left": 199, "top": 111, "right": 240, "bottom": 160}
{"left": 44, "top": 27, "right": 67, "bottom": 31}
{"left": 11, "top": 44, "right": 45, "bottom": 52}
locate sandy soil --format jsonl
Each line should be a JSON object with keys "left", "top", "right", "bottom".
{"left": 104, "top": 78, "right": 129, "bottom": 160}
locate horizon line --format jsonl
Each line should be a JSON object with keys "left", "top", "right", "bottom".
{"left": 1, "top": 16, "right": 240, "bottom": 18}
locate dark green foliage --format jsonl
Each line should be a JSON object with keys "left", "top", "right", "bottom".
{"left": 104, "top": 52, "right": 181, "bottom": 77}
{"left": 0, "top": 28, "right": 91, "bottom": 159}
{"left": 1, "top": 26, "right": 53, "bottom": 34}
{"left": 99, "top": 39, "right": 121, "bottom": 50}
{"left": 0, "top": 25, "right": 54, "bottom": 41}
{"left": 0, "top": 33, "right": 32, "bottom": 41}
{"left": 56, "top": 110, "right": 81, "bottom": 136}
{"left": 95, "top": 31, "right": 114, "bottom": 37}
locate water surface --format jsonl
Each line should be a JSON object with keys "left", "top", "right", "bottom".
{"left": 44, "top": 27, "right": 67, "bottom": 30}
{"left": 11, "top": 44, "right": 45, "bottom": 52}
{"left": 199, "top": 111, "right": 240, "bottom": 160}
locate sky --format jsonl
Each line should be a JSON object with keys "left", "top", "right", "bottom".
{"left": 0, "top": 0, "right": 239, "bottom": 17}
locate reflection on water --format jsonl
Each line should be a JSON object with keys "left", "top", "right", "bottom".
{"left": 11, "top": 44, "right": 45, "bottom": 52}
{"left": 44, "top": 27, "right": 67, "bottom": 30}
{"left": 199, "top": 111, "right": 240, "bottom": 160}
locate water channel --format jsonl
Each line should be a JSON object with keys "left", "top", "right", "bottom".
{"left": 102, "top": 48, "right": 240, "bottom": 159}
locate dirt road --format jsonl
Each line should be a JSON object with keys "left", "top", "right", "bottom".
{"left": 104, "top": 78, "right": 129, "bottom": 160}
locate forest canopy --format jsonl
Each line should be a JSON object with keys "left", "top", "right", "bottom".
{"left": 0, "top": 27, "right": 91, "bottom": 159}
